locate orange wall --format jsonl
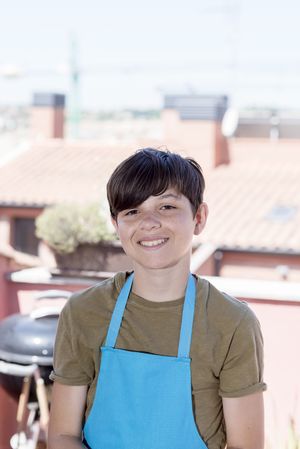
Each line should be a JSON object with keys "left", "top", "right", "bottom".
{"left": 221, "top": 250, "right": 300, "bottom": 269}
{"left": 220, "top": 250, "right": 300, "bottom": 282}
{"left": 246, "top": 299, "right": 300, "bottom": 449}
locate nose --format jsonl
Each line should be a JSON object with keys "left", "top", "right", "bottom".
{"left": 139, "top": 212, "right": 161, "bottom": 231}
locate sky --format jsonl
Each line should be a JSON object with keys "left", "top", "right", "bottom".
{"left": 1, "top": 0, "right": 300, "bottom": 111}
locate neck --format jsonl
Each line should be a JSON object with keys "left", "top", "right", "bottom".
{"left": 131, "top": 262, "right": 191, "bottom": 302}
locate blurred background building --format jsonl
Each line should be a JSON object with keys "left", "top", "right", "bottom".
{"left": 0, "top": 1, "right": 300, "bottom": 448}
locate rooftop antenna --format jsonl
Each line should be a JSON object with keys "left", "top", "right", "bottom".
{"left": 202, "top": 0, "right": 241, "bottom": 106}
{"left": 68, "top": 34, "right": 81, "bottom": 139}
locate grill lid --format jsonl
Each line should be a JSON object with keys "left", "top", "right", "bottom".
{"left": 0, "top": 308, "right": 60, "bottom": 366}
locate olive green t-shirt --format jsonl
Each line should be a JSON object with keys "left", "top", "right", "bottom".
{"left": 50, "top": 272, "right": 266, "bottom": 449}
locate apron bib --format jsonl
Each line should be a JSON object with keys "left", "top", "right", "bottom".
{"left": 83, "top": 273, "right": 208, "bottom": 449}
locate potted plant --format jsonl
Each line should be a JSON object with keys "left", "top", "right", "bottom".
{"left": 35, "top": 203, "right": 131, "bottom": 273}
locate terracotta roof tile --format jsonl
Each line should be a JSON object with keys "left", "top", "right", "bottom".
{"left": 0, "top": 141, "right": 137, "bottom": 206}
{"left": 1, "top": 137, "right": 300, "bottom": 253}
{"left": 199, "top": 139, "right": 300, "bottom": 253}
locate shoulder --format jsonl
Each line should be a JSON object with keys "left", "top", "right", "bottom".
{"left": 194, "top": 276, "right": 265, "bottom": 392}
{"left": 60, "top": 271, "right": 128, "bottom": 324}
{"left": 195, "top": 275, "right": 258, "bottom": 333}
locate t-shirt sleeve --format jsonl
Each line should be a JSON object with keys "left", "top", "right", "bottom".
{"left": 50, "top": 301, "right": 92, "bottom": 386}
{"left": 219, "top": 307, "right": 267, "bottom": 398}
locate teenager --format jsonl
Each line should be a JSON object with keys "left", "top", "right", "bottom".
{"left": 48, "top": 148, "right": 266, "bottom": 449}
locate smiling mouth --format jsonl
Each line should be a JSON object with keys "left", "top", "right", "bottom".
{"left": 138, "top": 238, "right": 169, "bottom": 247}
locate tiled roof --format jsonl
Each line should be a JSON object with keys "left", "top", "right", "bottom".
{"left": 199, "top": 139, "right": 300, "bottom": 253}
{"left": 0, "top": 137, "right": 299, "bottom": 253}
{"left": 0, "top": 140, "right": 137, "bottom": 207}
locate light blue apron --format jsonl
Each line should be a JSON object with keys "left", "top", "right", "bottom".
{"left": 83, "top": 273, "right": 208, "bottom": 449}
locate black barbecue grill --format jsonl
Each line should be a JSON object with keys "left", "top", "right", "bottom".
{"left": 0, "top": 290, "right": 71, "bottom": 401}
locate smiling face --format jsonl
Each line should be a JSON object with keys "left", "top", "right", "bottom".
{"left": 112, "top": 188, "right": 208, "bottom": 273}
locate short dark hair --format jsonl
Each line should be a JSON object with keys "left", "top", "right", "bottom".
{"left": 107, "top": 148, "right": 205, "bottom": 219}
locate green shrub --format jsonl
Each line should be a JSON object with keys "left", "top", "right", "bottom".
{"left": 35, "top": 203, "right": 116, "bottom": 254}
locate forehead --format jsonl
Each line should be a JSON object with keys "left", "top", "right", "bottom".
{"left": 143, "top": 187, "right": 182, "bottom": 203}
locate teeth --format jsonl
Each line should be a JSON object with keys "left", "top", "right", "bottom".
{"left": 139, "top": 239, "right": 167, "bottom": 247}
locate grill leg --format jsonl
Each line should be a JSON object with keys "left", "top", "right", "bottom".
{"left": 10, "top": 367, "right": 50, "bottom": 449}
{"left": 16, "top": 376, "right": 31, "bottom": 435}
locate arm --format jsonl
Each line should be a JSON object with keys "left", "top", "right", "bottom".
{"left": 222, "top": 391, "right": 264, "bottom": 449}
{"left": 48, "top": 382, "right": 88, "bottom": 449}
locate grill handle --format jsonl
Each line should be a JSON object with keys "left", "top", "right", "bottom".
{"left": 0, "top": 361, "right": 38, "bottom": 377}
{"left": 34, "top": 289, "right": 72, "bottom": 300}
{"left": 30, "top": 306, "right": 63, "bottom": 320}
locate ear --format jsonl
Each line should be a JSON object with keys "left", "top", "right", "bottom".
{"left": 194, "top": 202, "right": 208, "bottom": 236}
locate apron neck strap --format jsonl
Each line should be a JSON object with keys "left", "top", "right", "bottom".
{"left": 177, "top": 273, "right": 197, "bottom": 358}
{"left": 105, "top": 273, "right": 197, "bottom": 359}
{"left": 105, "top": 273, "right": 134, "bottom": 348}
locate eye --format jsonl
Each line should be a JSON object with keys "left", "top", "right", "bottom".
{"left": 124, "top": 209, "right": 138, "bottom": 216}
{"left": 161, "top": 204, "right": 176, "bottom": 210}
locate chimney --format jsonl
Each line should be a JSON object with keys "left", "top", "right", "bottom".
{"left": 162, "top": 95, "right": 230, "bottom": 168}
{"left": 31, "top": 93, "right": 65, "bottom": 140}
{"left": 215, "top": 122, "right": 230, "bottom": 167}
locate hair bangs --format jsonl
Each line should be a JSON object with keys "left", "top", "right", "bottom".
{"left": 107, "top": 148, "right": 205, "bottom": 218}
{"left": 109, "top": 155, "right": 175, "bottom": 216}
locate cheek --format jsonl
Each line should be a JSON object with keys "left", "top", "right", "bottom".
{"left": 176, "top": 214, "right": 194, "bottom": 229}
{"left": 116, "top": 225, "right": 132, "bottom": 244}
{"left": 117, "top": 228, "right": 125, "bottom": 241}
{"left": 176, "top": 219, "right": 197, "bottom": 240}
